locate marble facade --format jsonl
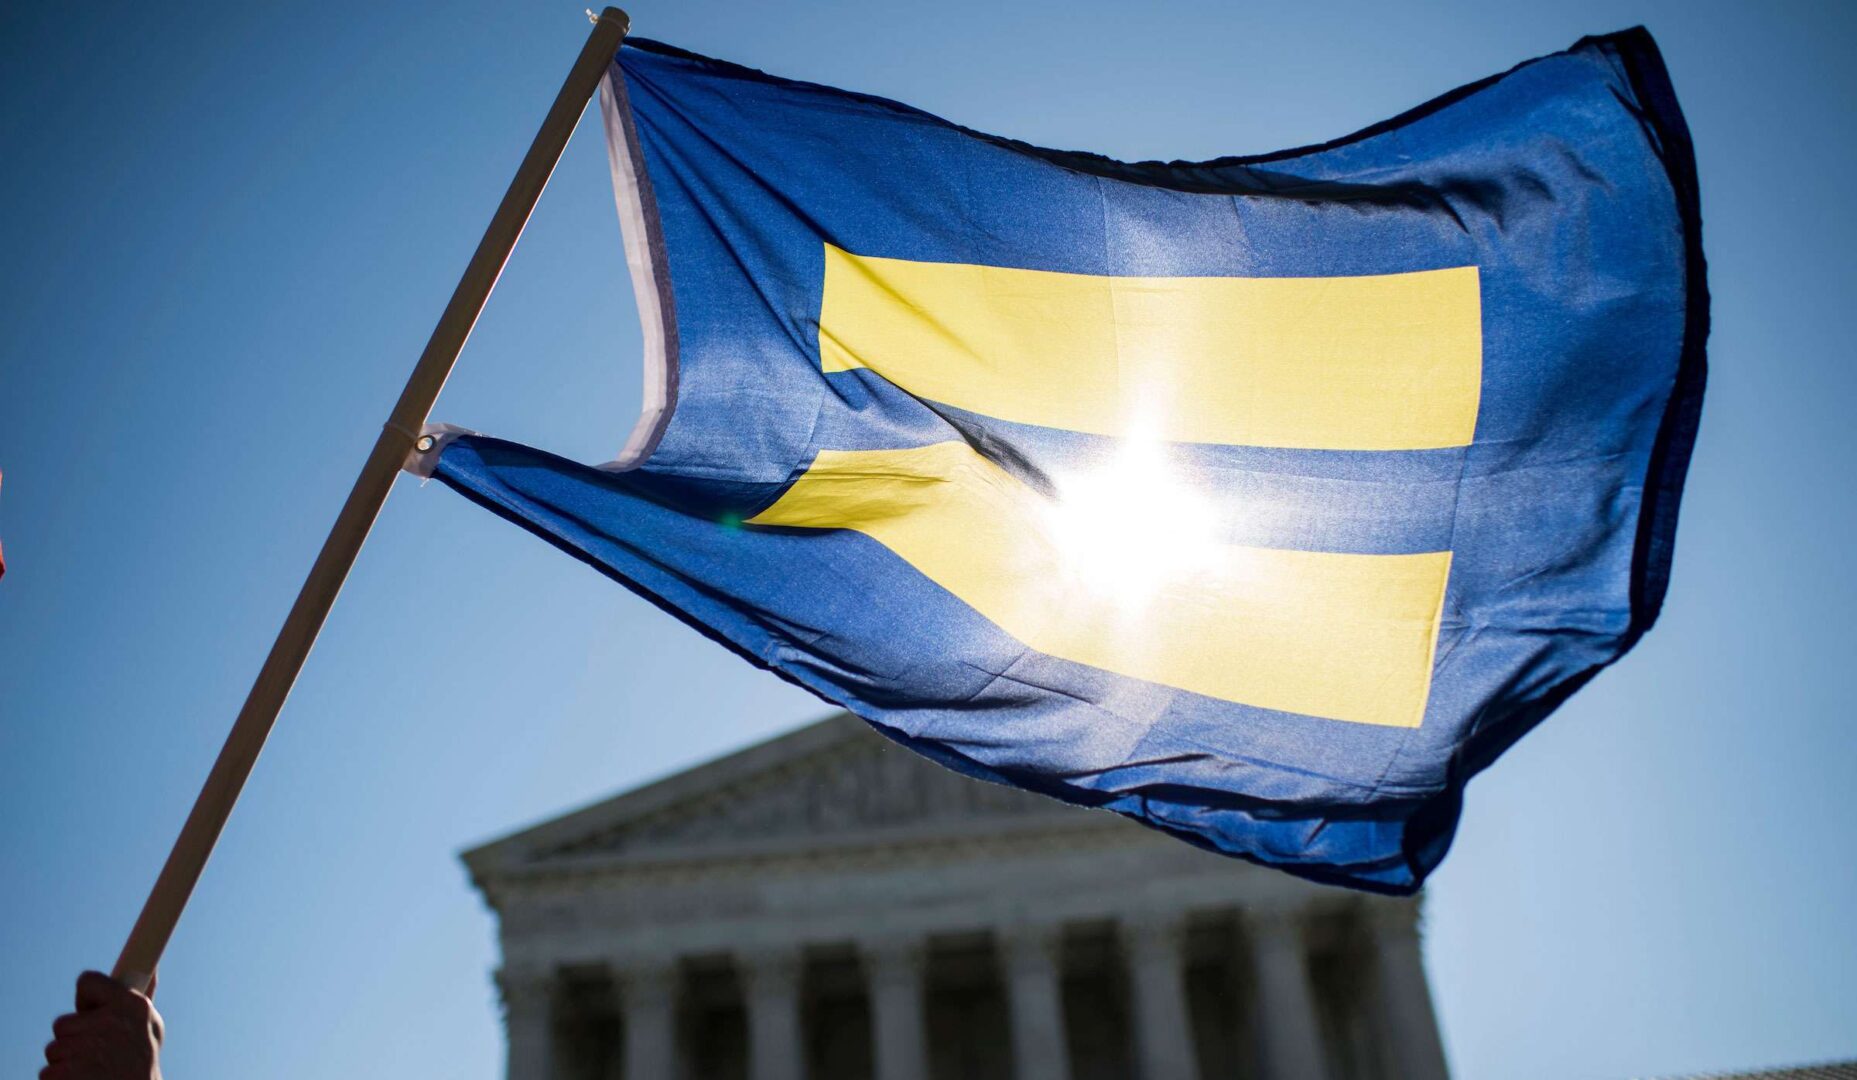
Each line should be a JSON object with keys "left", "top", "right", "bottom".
{"left": 465, "top": 714, "right": 1450, "bottom": 1080}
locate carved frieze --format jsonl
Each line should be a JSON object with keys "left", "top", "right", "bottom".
{"left": 540, "top": 735, "right": 1061, "bottom": 860}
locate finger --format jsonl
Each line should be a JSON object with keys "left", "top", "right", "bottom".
{"left": 49, "top": 1011, "right": 114, "bottom": 1038}
{"left": 73, "top": 971, "right": 156, "bottom": 1028}
{"left": 40, "top": 1039, "right": 102, "bottom": 1067}
{"left": 74, "top": 971, "right": 131, "bottom": 1011}
{"left": 38, "top": 1061, "right": 97, "bottom": 1080}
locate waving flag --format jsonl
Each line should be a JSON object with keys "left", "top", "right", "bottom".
{"left": 415, "top": 28, "right": 1706, "bottom": 892}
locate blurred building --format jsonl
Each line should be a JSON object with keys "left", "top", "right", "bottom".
{"left": 465, "top": 713, "right": 1450, "bottom": 1080}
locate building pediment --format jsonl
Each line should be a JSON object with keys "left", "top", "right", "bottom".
{"left": 463, "top": 713, "right": 1105, "bottom": 884}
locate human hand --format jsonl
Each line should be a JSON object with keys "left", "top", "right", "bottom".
{"left": 40, "top": 971, "right": 163, "bottom": 1080}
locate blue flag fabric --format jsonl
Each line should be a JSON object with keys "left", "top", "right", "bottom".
{"left": 420, "top": 28, "right": 1705, "bottom": 892}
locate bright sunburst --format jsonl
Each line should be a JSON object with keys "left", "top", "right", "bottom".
{"left": 1043, "top": 429, "right": 1226, "bottom": 609}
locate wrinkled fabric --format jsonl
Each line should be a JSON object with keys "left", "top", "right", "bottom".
{"left": 429, "top": 28, "right": 1706, "bottom": 892}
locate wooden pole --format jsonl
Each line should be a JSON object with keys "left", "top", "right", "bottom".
{"left": 110, "top": 6, "right": 632, "bottom": 992}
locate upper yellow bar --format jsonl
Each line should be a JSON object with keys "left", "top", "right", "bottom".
{"left": 820, "top": 245, "right": 1483, "bottom": 451}
{"left": 749, "top": 442, "right": 1451, "bottom": 727}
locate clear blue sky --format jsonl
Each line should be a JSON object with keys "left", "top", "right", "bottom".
{"left": 2, "top": 1, "right": 1853, "bottom": 1077}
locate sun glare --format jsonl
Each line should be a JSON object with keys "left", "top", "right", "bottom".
{"left": 1043, "top": 431, "right": 1226, "bottom": 609}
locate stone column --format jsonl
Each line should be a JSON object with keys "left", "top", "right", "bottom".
{"left": 1001, "top": 923, "right": 1071, "bottom": 1080}
{"left": 862, "top": 936, "right": 928, "bottom": 1080}
{"left": 612, "top": 958, "right": 680, "bottom": 1080}
{"left": 741, "top": 945, "right": 806, "bottom": 1080}
{"left": 498, "top": 967, "right": 558, "bottom": 1080}
{"left": 1121, "top": 914, "right": 1197, "bottom": 1080}
{"left": 1364, "top": 901, "right": 1450, "bottom": 1080}
{"left": 1243, "top": 908, "right": 1327, "bottom": 1080}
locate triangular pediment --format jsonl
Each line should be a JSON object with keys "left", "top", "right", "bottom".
{"left": 463, "top": 713, "right": 1095, "bottom": 882}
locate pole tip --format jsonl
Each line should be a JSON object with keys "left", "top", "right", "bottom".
{"left": 594, "top": 6, "right": 630, "bottom": 35}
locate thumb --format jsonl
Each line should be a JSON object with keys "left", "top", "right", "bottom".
{"left": 75, "top": 971, "right": 135, "bottom": 1010}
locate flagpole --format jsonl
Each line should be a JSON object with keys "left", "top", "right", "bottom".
{"left": 109, "top": 6, "right": 632, "bottom": 992}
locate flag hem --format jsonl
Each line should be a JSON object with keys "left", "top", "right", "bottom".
{"left": 617, "top": 28, "right": 1655, "bottom": 196}
{"left": 599, "top": 59, "right": 680, "bottom": 471}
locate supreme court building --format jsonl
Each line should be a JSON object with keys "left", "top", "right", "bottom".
{"left": 465, "top": 713, "right": 1450, "bottom": 1080}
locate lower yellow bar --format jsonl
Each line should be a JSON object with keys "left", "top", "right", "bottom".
{"left": 749, "top": 442, "right": 1451, "bottom": 727}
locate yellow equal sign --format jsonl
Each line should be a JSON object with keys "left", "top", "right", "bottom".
{"left": 750, "top": 443, "right": 1452, "bottom": 729}
{"left": 784, "top": 245, "right": 1483, "bottom": 727}
{"left": 819, "top": 243, "right": 1482, "bottom": 451}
